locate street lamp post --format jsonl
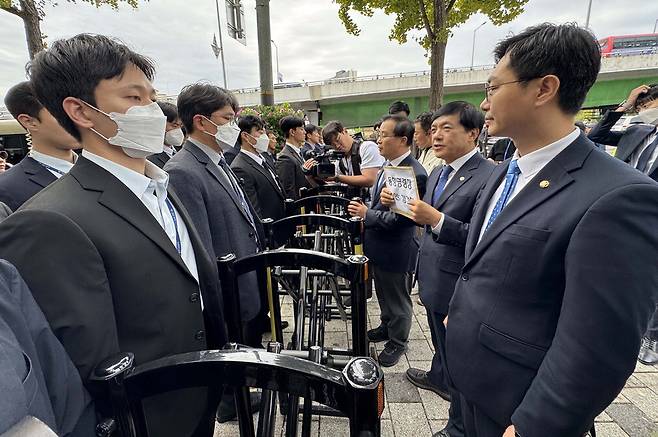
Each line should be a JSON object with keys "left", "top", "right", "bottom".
{"left": 653, "top": 18, "right": 657, "bottom": 33}
{"left": 471, "top": 21, "right": 486, "bottom": 69}
{"left": 585, "top": 0, "right": 593, "bottom": 29}
{"left": 213, "top": 0, "right": 228, "bottom": 88}
{"left": 271, "top": 39, "right": 281, "bottom": 83}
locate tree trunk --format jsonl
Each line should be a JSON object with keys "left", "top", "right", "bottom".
{"left": 19, "top": 0, "right": 45, "bottom": 60}
{"left": 429, "top": 40, "right": 446, "bottom": 110}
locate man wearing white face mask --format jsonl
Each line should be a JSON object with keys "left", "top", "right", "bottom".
{"left": 231, "top": 114, "right": 286, "bottom": 222}
{"left": 0, "top": 35, "right": 226, "bottom": 437}
{"left": 148, "top": 101, "right": 183, "bottom": 169}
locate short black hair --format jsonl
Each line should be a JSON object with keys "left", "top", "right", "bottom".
{"left": 380, "top": 114, "right": 414, "bottom": 145}
{"left": 177, "top": 82, "right": 239, "bottom": 134}
{"left": 493, "top": 23, "right": 600, "bottom": 114}
{"left": 279, "top": 116, "right": 304, "bottom": 139}
{"left": 432, "top": 101, "right": 485, "bottom": 144}
{"left": 156, "top": 101, "right": 178, "bottom": 123}
{"left": 304, "top": 123, "right": 320, "bottom": 136}
{"left": 28, "top": 34, "right": 156, "bottom": 140}
{"left": 237, "top": 114, "right": 265, "bottom": 145}
{"left": 4, "top": 81, "right": 43, "bottom": 125}
{"left": 414, "top": 111, "right": 434, "bottom": 134}
{"left": 635, "top": 84, "right": 658, "bottom": 110}
{"left": 388, "top": 100, "right": 410, "bottom": 116}
{"left": 321, "top": 120, "right": 345, "bottom": 145}
{"left": 574, "top": 121, "right": 586, "bottom": 132}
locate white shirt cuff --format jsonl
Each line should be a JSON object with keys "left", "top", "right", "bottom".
{"left": 431, "top": 213, "right": 445, "bottom": 235}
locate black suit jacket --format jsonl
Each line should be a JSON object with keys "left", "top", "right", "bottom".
{"left": 445, "top": 134, "right": 658, "bottom": 436}
{"left": 363, "top": 154, "right": 427, "bottom": 273}
{"left": 262, "top": 151, "right": 276, "bottom": 170}
{"left": 231, "top": 151, "right": 286, "bottom": 221}
{"left": 588, "top": 110, "right": 658, "bottom": 181}
{"left": 276, "top": 145, "right": 311, "bottom": 200}
{"left": 0, "top": 201, "right": 10, "bottom": 221}
{"left": 417, "top": 153, "right": 495, "bottom": 314}
{"left": 0, "top": 157, "right": 224, "bottom": 437}
{"left": 223, "top": 144, "right": 240, "bottom": 165}
{"left": 0, "top": 157, "right": 57, "bottom": 211}
{"left": 147, "top": 151, "right": 171, "bottom": 169}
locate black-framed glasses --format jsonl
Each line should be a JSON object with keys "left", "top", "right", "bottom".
{"left": 484, "top": 79, "right": 533, "bottom": 102}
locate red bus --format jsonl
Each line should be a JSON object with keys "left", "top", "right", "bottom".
{"left": 598, "top": 33, "right": 658, "bottom": 57}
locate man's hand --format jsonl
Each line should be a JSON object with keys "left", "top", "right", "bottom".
{"left": 443, "top": 315, "right": 448, "bottom": 327}
{"left": 408, "top": 199, "right": 442, "bottom": 227}
{"left": 618, "top": 84, "right": 650, "bottom": 112}
{"left": 503, "top": 425, "right": 515, "bottom": 437}
{"left": 380, "top": 187, "right": 395, "bottom": 207}
{"left": 348, "top": 200, "right": 367, "bottom": 219}
{"left": 302, "top": 159, "right": 317, "bottom": 171}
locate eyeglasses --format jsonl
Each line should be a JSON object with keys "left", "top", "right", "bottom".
{"left": 484, "top": 79, "right": 535, "bottom": 102}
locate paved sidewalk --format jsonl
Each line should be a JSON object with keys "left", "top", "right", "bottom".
{"left": 215, "top": 291, "right": 658, "bottom": 437}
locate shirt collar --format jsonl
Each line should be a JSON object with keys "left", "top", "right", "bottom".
{"left": 513, "top": 128, "right": 580, "bottom": 179}
{"left": 163, "top": 144, "right": 176, "bottom": 158}
{"left": 240, "top": 148, "right": 263, "bottom": 165}
{"left": 446, "top": 148, "right": 478, "bottom": 173}
{"left": 29, "top": 150, "right": 77, "bottom": 175}
{"left": 189, "top": 137, "right": 222, "bottom": 165}
{"left": 388, "top": 150, "right": 411, "bottom": 167}
{"left": 286, "top": 143, "right": 302, "bottom": 157}
{"left": 82, "top": 150, "right": 169, "bottom": 202}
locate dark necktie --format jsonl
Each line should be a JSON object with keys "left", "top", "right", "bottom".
{"left": 431, "top": 165, "right": 453, "bottom": 205}
{"left": 485, "top": 159, "right": 521, "bottom": 231}
{"left": 636, "top": 135, "right": 658, "bottom": 173}
{"left": 218, "top": 156, "right": 257, "bottom": 231}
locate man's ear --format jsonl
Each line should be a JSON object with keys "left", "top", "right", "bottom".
{"left": 16, "top": 114, "right": 38, "bottom": 132}
{"left": 535, "top": 75, "right": 560, "bottom": 108}
{"left": 62, "top": 97, "right": 96, "bottom": 130}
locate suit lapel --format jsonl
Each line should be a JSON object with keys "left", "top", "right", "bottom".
{"left": 617, "top": 125, "right": 654, "bottom": 162}
{"left": 424, "top": 167, "right": 442, "bottom": 204}
{"left": 464, "top": 137, "right": 592, "bottom": 269}
{"left": 244, "top": 154, "right": 284, "bottom": 198}
{"left": 465, "top": 163, "right": 506, "bottom": 258}
{"left": 71, "top": 157, "right": 195, "bottom": 280}
{"left": 22, "top": 157, "right": 58, "bottom": 188}
{"left": 433, "top": 154, "right": 484, "bottom": 209}
{"left": 284, "top": 145, "right": 304, "bottom": 166}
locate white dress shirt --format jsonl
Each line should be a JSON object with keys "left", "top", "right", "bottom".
{"left": 29, "top": 150, "right": 77, "bottom": 178}
{"left": 286, "top": 142, "right": 303, "bottom": 159}
{"left": 163, "top": 144, "right": 176, "bottom": 158}
{"left": 189, "top": 137, "right": 222, "bottom": 166}
{"left": 630, "top": 125, "right": 658, "bottom": 173}
{"left": 431, "top": 148, "right": 480, "bottom": 235}
{"left": 477, "top": 128, "right": 580, "bottom": 243}
{"left": 240, "top": 148, "right": 263, "bottom": 166}
{"left": 81, "top": 150, "right": 201, "bottom": 290}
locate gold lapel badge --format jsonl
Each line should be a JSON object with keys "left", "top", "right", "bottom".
{"left": 539, "top": 180, "right": 550, "bottom": 189}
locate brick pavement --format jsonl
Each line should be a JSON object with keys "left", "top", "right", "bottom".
{"left": 215, "top": 291, "right": 658, "bottom": 437}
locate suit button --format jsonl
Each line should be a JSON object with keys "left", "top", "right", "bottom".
{"left": 461, "top": 273, "right": 469, "bottom": 281}
{"left": 189, "top": 293, "right": 200, "bottom": 302}
{"left": 195, "top": 330, "right": 205, "bottom": 341}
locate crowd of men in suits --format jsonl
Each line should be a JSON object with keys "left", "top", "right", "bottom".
{"left": 0, "top": 22, "right": 657, "bottom": 437}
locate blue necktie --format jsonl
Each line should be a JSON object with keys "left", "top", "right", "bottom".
{"left": 432, "top": 165, "right": 453, "bottom": 205}
{"left": 485, "top": 159, "right": 521, "bottom": 231}
{"left": 635, "top": 135, "right": 658, "bottom": 173}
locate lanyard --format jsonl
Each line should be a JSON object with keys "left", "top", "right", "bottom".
{"left": 164, "top": 198, "right": 182, "bottom": 254}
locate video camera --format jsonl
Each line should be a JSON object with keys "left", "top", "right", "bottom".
{"left": 303, "top": 149, "right": 345, "bottom": 179}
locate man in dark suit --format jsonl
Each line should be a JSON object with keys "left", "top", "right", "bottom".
{"left": 0, "top": 34, "right": 226, "bottom": 437}
{"left": 276, "top": 116, "right": 315, "bottom": 200}
{"left": 232, "top": 115, "right": 285, "bottom": 221}
{"left": 0, "top": 81, "right": 80, "bottom": 211}
{"left": 348, "top": 114, "right": 427, "bottom": 367}
{"left": 262, "top": 130, "right": 278, "bottom": 169}
{"left": 300, "top": 123, "right": 326, "bottom": 159}
{"left": 147, "top": 101, "right": 183, "bottom": 169}
{"left": 445, "top": 24, "right": 658, "bottom": 437}
{"left": 588, "top": 84, "right": 658, "bottom": 366}
{"left": 382, "top": 102, "right": 495, "bottom": 437}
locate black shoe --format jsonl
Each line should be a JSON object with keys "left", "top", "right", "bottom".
{"left": 406, "top": 368, "right": 451, "bottom": 401}
{"left": 638, "top": 336, "right": 658, "bottom": 366}
{"left": 367, "top": 325, "right": 389, "bottom": 343}
{"left": 378, "top": 342, "right": 406, "bottom": 367}
{"left": 216, "top": 392, "right": 261, "bottom": 423}
{"left": 433, "top": 429, "right": 451, "bottom": 437}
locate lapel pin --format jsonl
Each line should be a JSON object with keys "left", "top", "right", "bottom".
{"left": 459, "top": 176, "right": 465, "bottom": 181}
{"left": 539, "top": 180, "right": 550, "bottom": 188}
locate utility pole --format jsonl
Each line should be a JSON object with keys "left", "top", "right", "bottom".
{"left": 214, "top": 0, "right": 228, "bottom": 88}
{"left": 256, "top": 0, "right": 274, "bottom": 105}
{"left": 585, "top": 0, "right": 593, "bottom": 29}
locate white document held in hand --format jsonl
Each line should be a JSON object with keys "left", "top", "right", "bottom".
{"left": 382, "top": 166, "right": 419, "bottom": 219}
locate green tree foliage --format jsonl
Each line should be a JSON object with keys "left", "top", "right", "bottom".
{"left": 240, "top": 103, "right": 305, "bottom": 151}
{"left": 334, "top": 0, "right": 529, "bottom": 109}
{"left": 0, "top": 0, "right": 142, "bottom": 59}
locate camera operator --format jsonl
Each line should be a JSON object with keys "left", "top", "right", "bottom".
{"left": 319, "top": 120, "right": 384, "bottom": 192}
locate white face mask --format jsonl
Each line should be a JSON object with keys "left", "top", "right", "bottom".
{"left": 246, "top": 132, "right": 270, "bottom": 153}
{"left": 84, "top": 101, "right": 166, "bottom": 158}
{"left": 164, "top": 128, "right": 184, "bottom": 148}
{"left": 202, "top": 116, "right": 240, "bottom": 152}
{"left": 631, "top": 107, "right": 658, "bottom": 125}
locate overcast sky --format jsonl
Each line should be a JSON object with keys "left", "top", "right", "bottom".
{"left": 1, "top": 0, "right": 657, "bottom": 101}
